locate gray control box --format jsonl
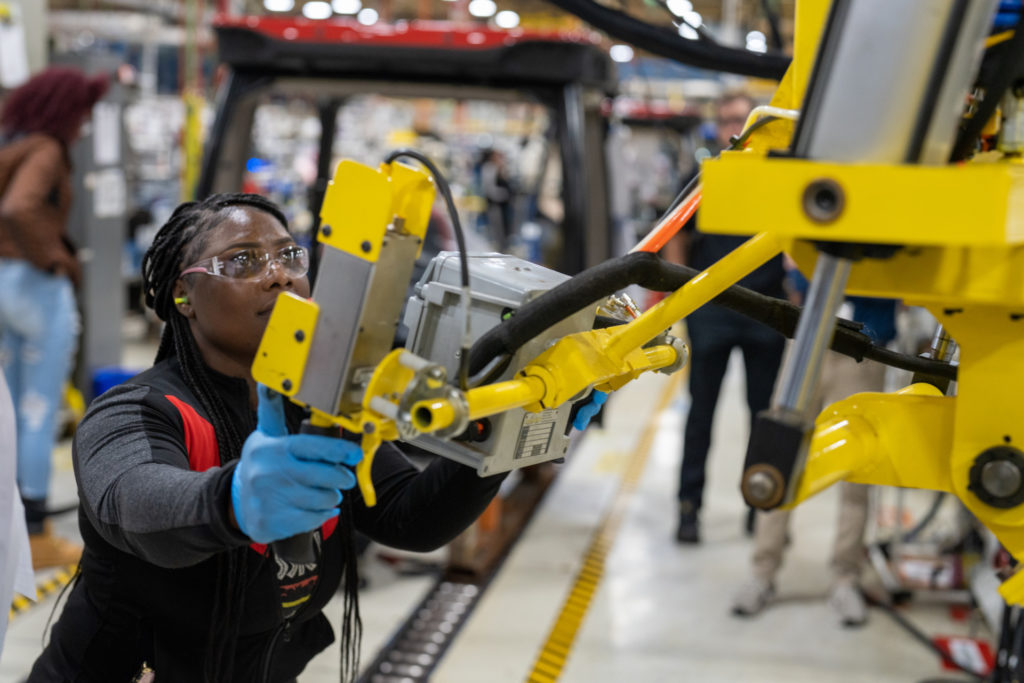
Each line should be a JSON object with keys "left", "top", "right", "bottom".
{"left": 402, "top": 252, "right": 595, "bottom": 476}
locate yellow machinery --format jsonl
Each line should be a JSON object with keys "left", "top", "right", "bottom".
{"left": 254, "top": 0, "right": 1024, "bottom": 605}
{"left": 253, "top": 157, "right": 689, "bottom": 517}
{"left": 696, "top": 0, "right": 1024, "bottom": 604}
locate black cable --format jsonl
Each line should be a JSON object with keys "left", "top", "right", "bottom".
{"left": 994, "top": 604, "right": 1018, "bottom": 683}
{"left": 901, "top": 492, "right": 947, "bottom": 543}
{"left": 864, "top": 591, "right": 986, "bottom": 681}
{"left": 384, "top": 149, "right": 472, "bottom": 390}
{"left": 467, "top": 251, "right": 958, "bottom": 384}
{"left": 760, "top": 0, "right": 785, "bottom": 51}
{"left": 542, "top": 0, "right": 790, "bottom": 80}
{"left": 861, "top": 344, "right": 956, "bottom": 384}
{"left": 659, "top": 170, "right": 702, "bottom": 221}
{"left": 1013, "top": 606, "right": 1024, "bottom": 681}
{"left": 950, "top": 11, "right": 1024, "bottom": 161}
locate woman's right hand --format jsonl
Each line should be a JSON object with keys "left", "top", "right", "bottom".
{"left": 230, "top": 385, "right": 363, "bottom": 544}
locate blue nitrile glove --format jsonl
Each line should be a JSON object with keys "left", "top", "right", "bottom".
{"left": 573, "top": 390, "right": 609, "bottom": 431}
{"left": 231, "top": 385, "right": 363, "bottom": 544}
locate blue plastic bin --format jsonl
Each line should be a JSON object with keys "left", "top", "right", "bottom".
{"left": 91, "top": 366, "right": 142, "bottom": 399}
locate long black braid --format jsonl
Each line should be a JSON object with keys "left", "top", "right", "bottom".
{"left": 140, "top": 193, "right": 362, "bottom": 682}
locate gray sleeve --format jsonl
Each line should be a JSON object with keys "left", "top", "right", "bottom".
{"left": 74, "top": 384, "right": 249, "bottom": 568}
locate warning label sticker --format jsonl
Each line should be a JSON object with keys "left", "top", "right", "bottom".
{"left": 514, "top": 409, "right": 558, "bottom": 460}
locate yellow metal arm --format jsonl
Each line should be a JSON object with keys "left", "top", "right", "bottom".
{"left": 786, "top": 379, "right": 1024, "bottom": 604}
{"left": 786, "top": 383, "right": 954, "bottom": 508}
{"left": 605, "top": 232, "right": 783, "bottom": 362}
{"left": 408, "top": 232, "right": 781, "bottom": 434}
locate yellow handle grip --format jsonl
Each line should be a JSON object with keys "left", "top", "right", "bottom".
{"left": 308, "top": 409, "right": 379, "bottom": 507}
{"left": 357, "top": 432, "right": 381, "bottom": 507}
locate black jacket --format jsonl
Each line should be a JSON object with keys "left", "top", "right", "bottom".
{"left": 30, "top": 357, "right": 504, "bottom": 682}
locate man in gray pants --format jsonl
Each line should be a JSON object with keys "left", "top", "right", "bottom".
{"left": 731, "top": 297, "right": 898, "bottom": 626}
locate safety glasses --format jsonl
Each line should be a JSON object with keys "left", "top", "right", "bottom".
{"left": 180, "top": 244, "right": 309, "bottom": 281}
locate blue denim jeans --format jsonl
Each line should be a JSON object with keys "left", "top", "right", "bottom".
{"left": 0, "top": 259, "right": 79, "bottom": 500}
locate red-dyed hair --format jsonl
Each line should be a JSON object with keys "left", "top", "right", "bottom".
{"left": 1, "top": 67, "right": 109, "bottom": 145}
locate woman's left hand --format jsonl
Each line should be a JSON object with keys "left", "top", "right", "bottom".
{"left": 573, "top": 390, "right": 609, "bottom": 431}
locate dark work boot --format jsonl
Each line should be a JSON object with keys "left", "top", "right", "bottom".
{"left": 676, "top": 500, "right": 700, "bottom": 544}
{"left": 23, "top": 496, "right": 47, "bottom": 535}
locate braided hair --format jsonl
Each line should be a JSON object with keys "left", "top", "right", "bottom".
{"left": 140, "top": 193, "right": 362, "bottom": 681}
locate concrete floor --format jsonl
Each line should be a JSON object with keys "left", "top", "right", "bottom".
{"left": 1, "top": 344, "right": 990, "bottom": 682}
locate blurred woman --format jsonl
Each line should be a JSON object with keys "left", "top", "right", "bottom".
{"left": 0, "top": 66, "right": 108, "bottom": 568}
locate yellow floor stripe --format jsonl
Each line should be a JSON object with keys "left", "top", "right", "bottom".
{"left": 9, "top": 564, "right": 78, "bottom": 621}
{"left": 524, "top": 374, "right": 682, "bottom": 682}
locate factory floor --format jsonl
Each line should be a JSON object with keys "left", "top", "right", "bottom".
{"left": 1, "top": 336, "right": 992, "bottom": 682}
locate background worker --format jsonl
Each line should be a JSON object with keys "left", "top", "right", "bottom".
{"left": 665, "top": 91, "right": 788, "bottom": 544}
{"left": 0, "top": 66, "right": 108, "bottom": 568}
{"left": 731, "top": 295, "right": 899, "bottom": 626}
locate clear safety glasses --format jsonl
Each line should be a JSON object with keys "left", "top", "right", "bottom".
{"left": 180, "top": 244, "right": 309, "bottom": 281}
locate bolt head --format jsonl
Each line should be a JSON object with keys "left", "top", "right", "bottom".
{"left": 981, "top": 460, "right": 1023, "bottom": 499}
{"left": 745, "top": 471, "right": 778, "bottom": 505}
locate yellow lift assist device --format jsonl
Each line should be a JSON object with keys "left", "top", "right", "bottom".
{"left": 254, "top": 0, "right": 1024, "bottom": 605}
{"left": 252, "top": 158, "right": 689, "bottom": 517}
{"left": 696, "top": 0, "right": 1024, "bottom": 605}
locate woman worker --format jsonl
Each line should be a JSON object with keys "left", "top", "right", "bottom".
{"left": 29, "top": 193, "right": 507, "bottom": 682}
{"left": 0, "top": 66, "right": 109, "bottom": 567}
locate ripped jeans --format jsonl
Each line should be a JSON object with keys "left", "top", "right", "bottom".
{"left": 0, "top": 259, "right": 79, "bottom": 501}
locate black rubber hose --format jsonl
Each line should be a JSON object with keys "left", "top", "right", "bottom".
{"left": 542, "top": 0, "right": 790, "bottom": 80}
{"left": 467, "top": 251, "right": 958, "bottom": 385}
{"left": 468, "top": 252, "right": 663, "bottom": 374}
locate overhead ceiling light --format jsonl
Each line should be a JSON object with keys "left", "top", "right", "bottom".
{"left": 682, "top": 10, "right": 702, "bottom": 27}
{"left": 468, "top": 0, "right": 497, "bottom": 18}
{"left": 494, "top": 10, "right": 519, "bottom": 28}
{"left": 332, "top": 0, "right": 361, "bottom": 14}
{"left": 665, "top": 0, "right": 691, "bottom": 17}
{"left": 264, "top": 0, "right": 295, "bottom": 11}
{"left": 678, "top": 23, "right": 698, "bottom": 40}
{"left": 745, "top": 30, "right": 767, "bottom": 53}
{"left": 302, "top": 1, "right": 333, "bottom": 18}
{"left": 357, "top": 7, "right": 379, "bottom": 24}
{"left": 609, "top": 44, "right": 634, "bottom": 63}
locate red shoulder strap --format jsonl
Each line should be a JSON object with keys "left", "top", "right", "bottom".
{"left": 164, "top": 395, "right": 219, "bottom": 472}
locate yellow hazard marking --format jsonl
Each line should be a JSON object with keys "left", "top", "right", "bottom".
{"left": 9, "top": 564, "right": 78, "bottom": 621}
{"left": 524, "top": 374, "right": 683, "bottom": 682}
